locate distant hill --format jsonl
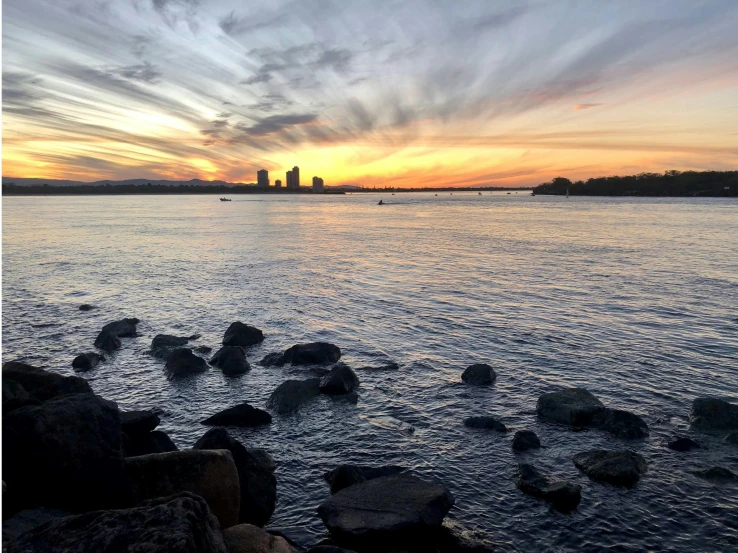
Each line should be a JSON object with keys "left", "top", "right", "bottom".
{"left": 1, "top": 177, "right": 254, "bottom": 187}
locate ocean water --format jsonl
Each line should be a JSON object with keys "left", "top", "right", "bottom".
{"left": 2, "top": 192, "right": 738, "bottom": 552}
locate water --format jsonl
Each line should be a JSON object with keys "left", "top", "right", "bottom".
{"left": 3, "top": 193, "right": 738, "bottom": 552}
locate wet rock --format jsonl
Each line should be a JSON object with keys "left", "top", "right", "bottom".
{"left": 101, "top": 317, "right": 140, "bottom": 337}
{"left": 2, "top": 508, "right": 72, "bottom": 542}
{"left": 266, "top": 378, "right": 321, "bottom": 414}
{"left": 591, "top": 408, "right": 649, "bottom": 439}
{"left": 461, "top": 363, "right": 496, "bottom": 385}
{"left": 667, "top": 437, "right": 702, "bottom": 452}
{"left": 4, "top": 492, "right": 228, "bottom": 553}
{"left": 120, "top": 409, "right": 161, "bottom": 435}
{"left": 573, "top": 449, "right": 647, "bottom": 487}
{"left": 324, "top": 465, "right": 406, "bottom": 494}
{"left": 3, "top": 365, "right": 92, "bottom": 403}
{"left": 690, "top": 397, "right": 738, "bottom": 431}
{"left": 195, "top": 345, "right": 213, "bottom": 354}
{"left": 516, "top": 464, "right": 581, "bottom": 512}
{"left": 32, "top": 375, "right": 92, "bottom": 402}
{"left": 536, "top": 387, "right": 606, "bottom": 426}
{"left": 261, "top": 352, "right": 286, "bottom": 367}
{"left": 691, "top": 467, "right": 737, "bottom": 481}
{"left": 78, "top": 304, "right": 96, "bottom": 311}
{"left": 436, "top": 519, "right": 497, "bottom": 553}
{"left": 165, "top": 348, "right": 208, "bottom": 378}
{"left": 725, "top": 432, "right": 738, "bottom": 445}
{"left": 72, "top": 352, "right": 104, "bottom": 372}
{"left": 283, "top": 342, "right": 341, "bottom": 365}
{"left": 224, "top": 524, "right": 297, "bottom": 553}
{"left": 202, "top": 402, "right": 272, "bottom": 427}
{"left": 318, "top": 474, "right": 454, "bottom": 546}
{"left": 512, "top": 430, "right": 541, "bottom": 452}
{"left": 94, "top": 330, "right": 121, "bottom": 351}
{"left": 2, "top": 393, "right": 128, "bottom": 514}
{"left": 319, "top": 363, "right": 360, "bottom": 395}
{"left": 194, "top": 427, "right": 277, "bottom": 527}
{"left": 150, "top": 334, "right": 199, "bottom": 358}
{"left": 210, "top": 346, "right": 251, "bottom": 376}
{"left": 125, "top": 449, "right": 240, "bottom": 529}
{"left": 123, "top": 430, "right": 178, "bottom": 457}
{"left": 223, "top": 322, "right": 264, "bottom": 347}
{"left": 463, "top": 416, "right": 507, "bottom": 431}
{"left": 3, "top": 360, "right": 41, "bottom": 372}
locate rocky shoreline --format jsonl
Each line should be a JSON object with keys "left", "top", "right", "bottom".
{"left": 3, "top": 315, "right": 737, "bottom": 552}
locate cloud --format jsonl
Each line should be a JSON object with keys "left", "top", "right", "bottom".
{"left": 573, "top": 103, "right": 605, "bottom": 110}
{"left": 235, "top": 113, "right": 318, "bottom": 137}
{"left": 113, "top": 62, "right": 162, "bottom": 84}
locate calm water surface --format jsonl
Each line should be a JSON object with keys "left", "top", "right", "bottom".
{"left": 3, "top": 193, "right": 738, "bottom": 552}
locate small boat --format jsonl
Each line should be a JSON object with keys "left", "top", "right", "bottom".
{"left": 220, "top": 197, "right": 231, "bottom": 202}
{"left": 378, "top": 200, "right": 384, "bottom": 205}
{"left": 478, "top": 192, "right": 482, "bottom": 195}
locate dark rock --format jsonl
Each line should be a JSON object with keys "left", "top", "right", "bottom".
{"left": 194, "top": 345, "right": 213, "bottom": 354}
{"left": 32, "top": 375, "right": 92, "bottom": 402}
{"left": 436, "top": 519, "right": 497, "bottom": 553}
{"left": 324, "top": 465, "right": 406, "bottom": 494}
{"left": 308, "top": 547, "right": 358, "bottom": 553}
{"left": 3, "top": 397, "right": 42, "bottom": 415}
{"left": 319, "top": 363, "right": 360, "bottom": 395}
{"left": 2, "top": 393, "right": 128, "bottom": 514}
{"left": 3, "top": 377, "right": 29, "bottom": 402}
{"left": 223, "top": 524, "right": 297, "bottom": 553}
{"left": 125, "top": 450, "right": 241, "bottom": 529}
{"left": 2, "top": 508, "right": 71, "bottom": 542}
{"left": 317, "top": 474, "right": 455, "bottom": 546}
{"left": 261, "top": 352, "right": 286, "bottom": 366}
{"left": 725, "top": 431, "right": 738, "bottom": 445}
{"left": 667, "top": 437, "right": 702, "bottom": 452}
{"left": 123, "top": 430, "right": 178, "bottom": 457}
{"left": 152, "top": 334, "right": 195, "bottom": 349}
{"left": 573, "top": 449, "right": 647, "bottom": 487}
{"left": 516, "top": 463, "right": 581, "bottom": 512}
{"left": 72, "top": 352, "right": 104, "bottom": 372}
{"left": 3, "top": 365, "right": 92, "bottom": 402}
{"left": 202, "top": 403, "right": 272, "bottom": 427}
{"left": 94, "top": 330, "right": 121, "bottom": 351}
{"left": 78, "top": 304, "right": 96, "bottom": 311}
{"left": 101, "top": 317, "right": 140, "bottom": 337}
{"left": 461, "top": 363, "right": 496, "bottom": 385}
{"left": 2, "top": 360, "right": 41, "bottom": 372}
{"left": 165, "top": 348, "right": 208, "bottom": 378}
{"left": 223, "top": 321, "right": 264, "bottom": 347}
{"left": 210, "top": 346, "right": 251, "bottom": 376}
{"left": 283, "top": 342, "right": 341, "bottom": 365}
{"left": 463, "top": 416, "right": 507, "bottom": 431}
{"left": 536, "top": 387, "right": 606, "bottom": 426}
{"left": 690, "top": 397, "right": 738, "bottom": 431}
{"left": 120, "top": 409, "right": 161, "bottom": 435}
{"left": 194, "top": 427, "right": 277, "bottom": 527}
{"left": 592, "top": 408, "right": 649, "bottom": 439}
{"left": 691, "top": 467, "right": 737, "bottom": 481}
{"left": 3, "top": 492, "right": 228, "bottom": 553}
{"left": 512, "top": 430, "right": 541, "bottom": 452}
{"left": 266, "top": 378, "right": 321, "bottom": 414}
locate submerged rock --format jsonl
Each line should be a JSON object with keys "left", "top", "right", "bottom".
{"left": 71, "top": 352, "right": 104, "bottom": 372}
{"left": 120, "top": 409, "right": 161, "bottom": 435}
{"left": 324, "top": 464, "right": 406, "bottom": 494}
{"left": 461, "top": 363, "right": 497, "bottom": 385}
{"left": 165, "top": 348, "right": 208, "bottom": 378}
{"left": 573, "top": 449, "right": 647, "bottom": 487}
{"left": 319, "top": 364, "right": 359, "bottom": 395}
{"left": 516, "top": 464, "right": 581, "bottom": 512}
{"left": 94, "top": 330, "right": 122, "bottom": 351}
{"left": 691, "top": 467, "right": 737, "bottom": 481}
{"left": 101, "top": 317, "right": 140, "bottom": 337}
{"left": 261, "top": 352, "right": 286, "bottom": 366}
{"left": 591, "top": 408, "right": 649, "bottom": 439}
{"left": 690, "top": 397, "right": 738, "bottom": 431}
{"left": 667, "top": 437, "right": 702, "bottom": 452}
{"left": 463, "top": 416, "right": 507, "bottom": 431}
{"left": 512, "top": 430, "right": 541, "bottom": 452}
{"left": 4, "top": 492, "right": 228, "bottom": 553}
{"left": 210, "top": 346, "right": 251, "bottom": 376}
{"left": 194, "top": 345, "right": 213, "bottom": 354}
{"left": 223, "top": 322, "right": 264, "bottom": 347}
{"left": 123, "top": 430, "right": 178, "bottom": 457}
{"left": 202, "top": 403, "right": 272, "bottom": 427}
{"left": 284, "top": 342, "right": 341, "bottom": 365}
{"left": 536, "top": 388, "right": 606, "bottom": 426}
{"left": 266, "top": 378, "right": 321, "bottom": 414}
{"left": 223, "top": 524, "right": 297, "bottom": 553}
{"left": 78, "top": 304, "right": 96, "bottom": 311}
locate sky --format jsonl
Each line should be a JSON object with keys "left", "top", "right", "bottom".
{"left": 3, "top": 0, "right": 738, "bottom": 188}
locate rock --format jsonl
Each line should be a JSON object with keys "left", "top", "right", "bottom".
{"left": 463, "top": 416, "right": 507, "bottom": 431}
{"left": 152, "top": 334, "right": 196, "bottom": 349}
{"left": 71, "top": 352, "right": 104, "bottom": 372}
{"left": 194, "top": 428, "right": 277, "bottom": 526}
{"left": 667, "top": 437, "right": 702, "bottom": 452}
{"left": 512, "top": 430, "right": 541, "bottom": 452}
{"left": 436, "top": 519, "right": 497, "bottom": 553}
{"left": 32, "top": 375, "right": 92, "bottom": 402}
{"left": 101, "top": 317, "right": 140, "bottom": 337}
{"left": 591, "top": 408, "right": 649, "bottom": 439}
{"left": 536, "top": 387, "right": 606, "bottom": 426}
{"left": 725, "top": 432, "right": 738, "bottom": 445}
{"left": 266, "top": 378, "right": 321, "bottom": 414}
{"left": 123, "top": 430, "right": 179, "bottom": 457}
{"left": 78, "top": 304, "right": 96, "bottom": 311}
{"left": 573, "top": 450, "right": 647, "bottom": 487}
{"left": 261, "top": 352, "right": 286, "bottom": 367}
{"left": 461, "top": 363, "right": 496, "bottom": 385}
{"left": 120, "top": 409, "right": 161, "bottom": 435}
{"left": 94, "top": 330, "right": 121, "bottom": 351}
{"left": 319, "top": 363, "right": 360, "bottom": 395}
{"left": 690, "top": 397, "right": 738, "bottom": 431}
{"left": 125, "top": 450, "right": 240, "bottom": 529}
{"left": 210, "top": 346, "right": 251, "bottom": 376}
{"left": 324, "top": 465, "right": 406, "bottom": 494}
{"left": 195, "top": 345, "right": 213, "bottom": 354}
{"left": 4, "top": 492, "right": 228, "bottom": 553}
{"left": 283, "top": 342, "right": 341, "bottom": 365}
{"left": 3, "top": 397, "right": 41, "bottom": 415}
{"left": 515, "top": 464, "right": 581, "bottom": 512}
{"left": 165, "top": 348, "right": 208, "bottom": 377}
{"left": 317, "top": 474, "right": 454, "bottom": 546}
{"left": 223, "top": 524, "right": 296, "bottom": 553}
{"left": 3, "top": 365, "right": 92, "bottom": 402}
{"left": 202, "top": 403, "right": 273, "bottom": 427}
{"left": 223, "top": 322, "right": 264, "bottom": 347}
{"left": 691, "top": 467, "right": 737, "bottom": 481}
{"left": 2, "top": 508, "right": 72, "bottom": 542}
{"left": 2, "top": 393, "right": 128, "bottom": 514}
{"left": 307, "top": 547, "right": 358, "bottom": 553}
{"left": 3, "top": 360, "right": 41, "bottom": 372}
{"left": 3, "top": 377, "right": 29, "bottom": 402}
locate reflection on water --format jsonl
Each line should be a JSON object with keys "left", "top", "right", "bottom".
{"left": 3, "top": 193, "right": 738, "bottom": 552}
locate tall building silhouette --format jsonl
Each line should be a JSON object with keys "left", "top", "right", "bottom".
{"left": 292, "top": 166, "right": 300, "bottom": 190}
{"left": 312, "top": 176, "right": 324, "bottom": 193}
{"left": 286, "top": 170, "right": 293, "bottom": 190}
{"left": 257, "top": 169, "right": 269, "bottom": 188}
{"left": 275, "top": 179, "right": 282, "bottom": 188}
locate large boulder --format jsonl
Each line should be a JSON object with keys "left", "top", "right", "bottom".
{"left": 591, "top": 408, "right": 649, "bottom": 439}
{"left": 150, "top": 334, "right": 199, "bottom": 358}
{"left": 71, "top": 352, "right": 104, "bottom": 372}
{"left": 512, "top": 430, "right": 541, "bottom": 452}
{"left": 101, "top": 317, "right": 140, "bottom": 337}
{"left": 319, "top": 364, "right": 359, "bottom": 395}
{"left": 573, "top": 450, "right": 647, "bottom": 487}
{"left": 223, "top": 524, "right": 296, "bottom": 553}
{"left": 120, "top": 409, "right": 161, "bottom": 435}
{"left": 165, "top": 348, "right": 208, "bottom": 378}
{"left": 463, "top": 416, "right": 507, "bottom": 431}
{"left": 536, "top": 388, "right": 606, "bottom": 426}
{"left": 690, "top": 398, "right": 738, "bottom": 431}
{"left": 4, "top": 492, "right": 228, "bottom": 553}
{"left": 2, "top": 393, "right": 128, "bottom": 514}
{"left": 32, "top": 376, "right": 92, "bottom": 402}
{"left": 515, "top": 464, "right": 581, "bottom": 512}
{"left": 2, "top": 508, "right": 71, "bottom": 542}
{"left": 125, "top": 449, "right": 240, "bottom": 529}
{"left": 210, "top": 346, "right": 251, "bottom": 376}
{"left": 284, "top": 342, "right": 341, "bottom": 365}
{"left": 223, "top": 322, "right": 264, "bottom": 347}
{"left": 324, "top": 465, "right": 406, "bottom": 494}
{"left": 317, "top": 474, "right": 454, "bottom": 546}
{"left": 3, "top": 360, "right": 40, "bottom": 372}
{"left": 94, "top": 330, "right": 121, "bottom": 351}
{"left": 2, "top": 365, "right": 92, "bottom": 403}
{"left": 202, "top": 403, "right": 273, "bottom": 427}
{"left": 3, "top": 377, "right": 29, "bottom": 402}
{"left": 461, "top": 364, "right": 496, "bottom": 385}
{"left": 123, "top": 430, "right": 179, "bottom": 457}
{"left": 194, "top": 428, "right": 277, "bottom": 527}
{"left": 266, "top": 378, "right": 321, "bottom": 414}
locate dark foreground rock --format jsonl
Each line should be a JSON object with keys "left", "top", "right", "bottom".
{"left": 194, "top": 428, "right": 277, "bottom": 527}
{"left": 463, "top": 416, "right": 507, "bottom": 431}
{"left": 536, "top": 388, "right": 606, "bottom": 426}
{"left": 2, "top": 508, "right": 71, "bottom": 542}
{"left": 2, "top": 365, "right": 91, "bottom": 401}
{"left": 266, "top": 378, "right": 321, "bottom": 414}
{"left": 94, "top": 330, "right": 121, "bottom": 351}
{"left": 4, "top": 492, "right": 228, "bottom": 553}
{"left": 691, "top": 467, "right": 737, "bottom": 481}
{"left": 123, "top": 430, "right": 178, "bottom": 457}
{"left": 223, "top": 524, "right": 296, "bottom": 553}
{"left": 461, "top": 363, "right": 496, "bottom": 385}
{"left": 668, "top": 437, "right": 702, "bottom": 452}
{"left": 512, "top": 430, "right": 541, "bottom": 452}
{"left": 690, "top": 397, "right": 738, "bottom": 431}
{"left": 165, "top": 348, "right": 208, "bottom": 378}
{"left": 202, "top": 402, "right": 272, "bottom": 427}
{"left": 71, "top": 352, "right": 104, "bottom": 372}
{"left": 317, "top": 474, "right": 454, "bottom": 546}
{"left": 319, "top": 363, "right": 360, "bottom": 395}
{"left": 573, "top": 449, "right": 647, "bottom": 487}
{"left": 591, "top": 408, "right": 650, "bottom": 439}
{"left": 223, "top": 322, "right": 264, "bottom": 347}
{"left": 120, "top": 409, "right": 161, "bottom": 435}
{"left": 125, "top": 449, "right": 240, "bottom": 528}
{"left": 101, "top": 317, "right": 140, "bottom": 337}
{"left": 324, "top": 465, "right": 406, "bottom": 494}
{"left": 210, "top": 346, "right": 251, "bottom": 376}
{"left": 516, "top": 463, "right": 581, "bottom": 512}
{"left": 285, "top": 342, "right": 342, "bottom": 365}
